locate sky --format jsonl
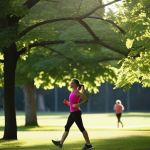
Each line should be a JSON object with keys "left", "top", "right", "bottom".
{"left": 104, "top": 0, "right": 123, "bottom": 12}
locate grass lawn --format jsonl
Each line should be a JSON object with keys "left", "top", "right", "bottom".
{"left": 0, "top": 111, "right": 150, "bottom": 150}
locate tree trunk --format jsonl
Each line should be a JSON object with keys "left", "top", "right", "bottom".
{"left": 3, "top": 43, "right": 18, "bottom": 139}
{"left": 37, "top": 93, "right": 46, "bottom": 111}
{"left": 23, "top": 81, "right": 38, "bottom": 126}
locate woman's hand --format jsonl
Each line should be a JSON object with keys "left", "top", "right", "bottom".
{"left": 72, "top": 104, "right": 79, "bottom": 108}
{"left": 63, "top": 99, "right": 70, "bottom": 106}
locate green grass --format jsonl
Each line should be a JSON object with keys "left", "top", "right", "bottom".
{"left": 0, "top": 111, "right": 150, "bottom": 150}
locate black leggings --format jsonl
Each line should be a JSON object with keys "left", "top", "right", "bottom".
{"left": 116, "top": 113, "right": 122, "bottom": 122}
{"left": 65, "top": 110, "right": 85, "bottom": 132}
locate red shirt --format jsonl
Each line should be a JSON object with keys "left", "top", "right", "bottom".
{"left": 114, "top": 104, "right": 124, "bottom": 114}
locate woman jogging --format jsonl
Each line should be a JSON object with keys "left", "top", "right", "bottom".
{"left": 113, "top": 99, "right": 124, "bottom": 128}
{"left": 52, "top": 78, "right": 93, "bottom": 150}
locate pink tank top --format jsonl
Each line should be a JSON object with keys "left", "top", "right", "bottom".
{"left": 69, "top": 89, "right": 81, "bottom": 112}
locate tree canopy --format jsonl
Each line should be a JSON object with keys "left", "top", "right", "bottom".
{"left": 1, "top": 0, "right": 124, "bottom": 93}
{"left": 108, "top": 0, "right": 150, "bottom": 90}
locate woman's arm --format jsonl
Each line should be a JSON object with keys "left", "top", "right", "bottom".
{"left": 113, "top": 104, "right": 116, "bottom": 110}
{"left": 63, "top": 99, "right": 70, "bottom": 106}
{"left": 72, "top": 91, "right": 88, "bottom": 108}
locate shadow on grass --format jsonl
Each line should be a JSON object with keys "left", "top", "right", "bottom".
{"left": 0, "top": 125, "right": 65, "bottom": 132}
{"left": 37, "top": 115, "right": 69, "bottom": 119}
{"left": 108, "top": 113, "right": 150, "bottom": 118}
{"left": 36, "top": 112, "right": 69, "bottom": 116}
{"left": 0, "top": 111, "right": 69, "bottom": 117}
{"left": 0, "top": 134, "right": 150, "bottom": 150}
{"left": 0, "top": 125, "right": 150, "bottom": 132}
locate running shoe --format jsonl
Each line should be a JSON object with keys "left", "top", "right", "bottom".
{"left": 52, "top": 140, "right": 62, "bottom": 148}
{"left": 82, "top": 144, "right": 93, "bottom": 150}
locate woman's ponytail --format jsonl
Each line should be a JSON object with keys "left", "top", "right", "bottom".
{"left": 78, "top": 84, "right": 85, "bottom": 93}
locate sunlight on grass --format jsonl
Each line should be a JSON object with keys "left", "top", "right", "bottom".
{"left": 0, "top": 131, "right": 150, "bottom": 150}
{"left": 0, "top": 112, "right": 150, "bottom": 149}
{"left": 0, "top": 112, "right": 150, "bottom": 128}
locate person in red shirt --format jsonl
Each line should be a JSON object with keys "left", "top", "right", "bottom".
{"left": 113, "top": 100, "right": 124, "bottom": 128}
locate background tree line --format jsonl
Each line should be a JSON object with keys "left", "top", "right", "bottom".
{"left": 1, "top": 82, "right": 150, "bottom": 113}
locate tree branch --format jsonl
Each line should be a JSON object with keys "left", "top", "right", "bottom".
{"left": 28, "top": 39, "right": 128, "bottom": 56}
{"left": 77, "top": 19, "right": 128, "bottom": 56}
{"left": 19, "top": 0, "right": 121, "bottom": 37}
{"left": 77, "top": 19, "right": 99, "bottom": 41}
{"left": 22, "top": 0, "right": 40, "bottom": 9}
{"left": 76, "top": 0, "right": 83, "bottom": 15}
{"left": 29, "top": 39, "right": 103, "bottom": 48}
{"left": 87, "top": 16, "right": 126, "bottom": 34}
{"left": 17, "top": 47, "right": 27, "bottom": 56}
{"left": 97, "top": 40, "right": 128, "bottom": 56}
{"left": 0, "top": 59, "right": 4, "bottom": 63}
{"left": 41, "top": 0, "right": 63, "bottom": 2}
{"left": 19, "top": 18, "right": 75, "bottom": 38}
{"left": 98, "top": 57, "right": 120, "bottom": 62}
{"left": 79, "top": 0, "right": 120, "bottom": 19}
{"left": 29, "top": 40, "right": 65, "bottom": 48}
{"left": 29, "top": 39, "right": 97, "bottom": 48}
{"left": 42, "top": 46, "right": 72, "bottom": 61}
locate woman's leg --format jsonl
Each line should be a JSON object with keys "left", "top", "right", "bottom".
{"left": 116, "top": 113, "right": 123, "bottom": 127}
{"left": 60, "top": 113, "right": 74, "bottom": 144}
{"left": 119, "top": 113, "right": 123, "bottom": 127}
{"left": 116, "top": 114, "right": 120, "bottom": 127}
{"left": 60, "top": 131, "right": 69, "bottom": 145}
{"left": 82, "top": 130, "right": 90, "bottom": 144}
{"left": 72, "top": 111, "right": 91, "bottom": 144}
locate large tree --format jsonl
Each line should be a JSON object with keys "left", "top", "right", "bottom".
{"left": 15, "top": 0, "right": 125, "bottom": 126}
{"left": 0, "top": 0, "right": 125, "bottom": 139}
